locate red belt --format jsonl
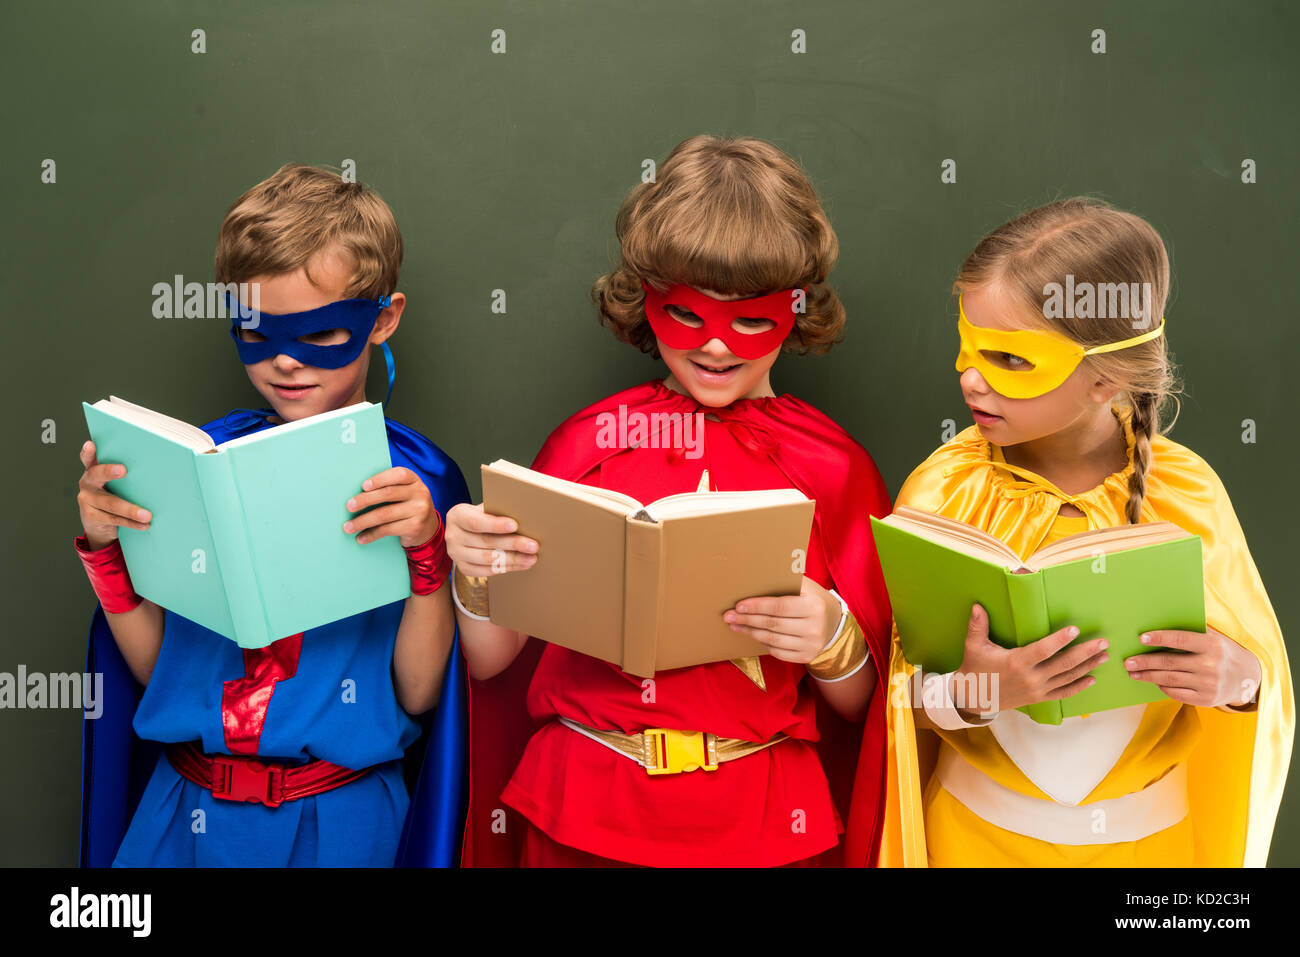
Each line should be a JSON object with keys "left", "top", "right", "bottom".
{"left": 166, "top": 741, "right": 372, "bottom": 809}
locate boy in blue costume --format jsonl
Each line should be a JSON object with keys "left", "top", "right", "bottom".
{"left": 74, "top": 164, "right": 469, "bottom": 866}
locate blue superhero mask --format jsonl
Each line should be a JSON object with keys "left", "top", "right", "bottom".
{"left": 225, "top": 292, "right": 398, "bottom": 406}
{"left": 226, "top": 293, "right": 392, "bottom": 369}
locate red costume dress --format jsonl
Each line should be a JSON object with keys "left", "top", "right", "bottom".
{"left": 464, "top": 379, "right": 893, "bottom": 866}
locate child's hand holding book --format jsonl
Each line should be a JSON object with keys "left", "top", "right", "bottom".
{"left": 77, "top": 440, "right": 153, "bottom": 549}
{"left": 872, "top": 507, "right": 1213, "bottom": 723}
{"left": 948, "top": 605, "right": 1261, "bottom": 720}
{"left": 950, "top": 603, "right": 1108, "bottom": 719}
{"left": 448, "top": 461, "right": 815, "bottom": 677}
{"left": 723, "top": 576, "right": 843, "bottom": 665}
{"left": 444, "top": 502, "right": 540, "bottom": 576}
{"left": 74, "top": 439, "right": 164, "bottom": 685}
{"left": 1125, "top": 627, "right": 1261, "bottom": 710}
{"left": 343, "top": 466, "right": 445, "bottom": 548}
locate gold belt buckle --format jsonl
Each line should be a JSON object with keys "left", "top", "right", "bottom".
{"left": 643, "top": 728, "right": 719, "bottom": 776}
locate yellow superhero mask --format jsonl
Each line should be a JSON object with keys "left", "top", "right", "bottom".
{"left": 955, "top": 296, "right": 1166, "bottom": 398}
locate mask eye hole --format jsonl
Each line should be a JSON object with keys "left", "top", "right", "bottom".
{"left": 297, "top": 328, "right": 351, "bottom": 346}
{"left": 665, "top": 305, "right": 704, "bottom": 328}
{"left": 980, "top": 350, "right": 1035, "bottom": 371}
{"left": 237, "top": 328, "right": 268, "bottom": 343}
{"left": 732, "top": 316, "right": 776, "bottom": 334}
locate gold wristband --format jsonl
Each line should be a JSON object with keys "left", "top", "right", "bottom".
{"left": 807, "top": 612, "right": 868, "bottom": 681}
{"left": 453, "top": 566, "right": 490, "bottom": 618}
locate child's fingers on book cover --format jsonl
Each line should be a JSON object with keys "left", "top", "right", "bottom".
{"left": 79, "top": 457, "right": 123, "bottom": 488}
{"left": 1041, "top": 637, "right": 1107, "bottom": 672}
{"left": 1045, "top": 649, "right": 1108, "bottom": 690}
{"left": 1044, "top": 675, "right": 1097, "bottom": 700}
{"left": 344, "top": 504, "right": 422, "bottom": 541}
{"left": 355, "top": 523, "right": 411, "bottom": 545}
{"left": 732, "top": 593, "right": 804, "bottom": 617}
{"left": 78, "top": 442, "right": 154, "bottom": 527}
{"left": 79, "top": 487, "right": 150, "bottom": 528}
{"left": 454, "top": 545, "right": 535, "bottom": 573}
{"left": 1023, "top": 624, "right": 1083, "bottom": 662}
{"left": 1127, "top": 669, "right": 1205, "bottom": 690}
{"left": 448, "top": 501, "right": 525, "bottom": 536}
{"left": 727, "top": 613, "right": 790, "bottom": 635}
{"left": 1137, "top": 628, "right": 1204, "bottom": 651}
{"left": 1124, "top": 651, "right": 1197, "bottom": 674}
{"left": 963, "top": 603, "right": 990, "bottom": 640}
{"left": 347, "top": 478, "right": 424, "bottom": 513}
{"left": 466, "top": 533, "right": 538, "bottom": 555}
{"left": 360, "top": 465, "right": 421, "bottom": 491}
{"left": 447, "top": 511, "right": 538, "bottom": 553}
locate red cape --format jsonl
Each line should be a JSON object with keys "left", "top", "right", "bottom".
{"left": 462, "top": 379, "right": 892, "bottom": 866}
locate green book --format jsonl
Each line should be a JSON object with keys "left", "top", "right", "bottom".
{"left": 82, "top": 396, "right": 410, "bottom": 648}
{"left": 871, "top": 506, "right": 1206, "bottom": 725}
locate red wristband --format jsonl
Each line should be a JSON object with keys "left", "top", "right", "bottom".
{"left": 403, "top": 512, "right": 451, "bottom": 595}
{"left": 74, "top": 534, "right": 144, "bottom": 613}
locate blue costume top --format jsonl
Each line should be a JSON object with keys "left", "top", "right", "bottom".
{"left": 79, "top": 408, "right": 471, "bottom": 867}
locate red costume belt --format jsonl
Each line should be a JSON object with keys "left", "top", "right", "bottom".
{"left": 165, "top": 741, "right": 372, "bottom": 809}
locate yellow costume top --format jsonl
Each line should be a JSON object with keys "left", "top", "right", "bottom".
{"left": 880, "top": 406, "right": 1294, "bottom": 866}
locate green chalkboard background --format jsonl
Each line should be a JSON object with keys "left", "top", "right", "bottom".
{"left": 2, "top": 0, "right": 1296, "bottom": 865}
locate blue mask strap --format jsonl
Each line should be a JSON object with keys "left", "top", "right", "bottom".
{"left": 380, "top": 340, "right": 396, "bottom": 408}
{"left": 374, "top": 293, "right": 392, "bottom": 408}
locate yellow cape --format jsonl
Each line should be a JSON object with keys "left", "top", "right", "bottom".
{"left": 879, "top": 407, "right": 1294, "bottom": 866}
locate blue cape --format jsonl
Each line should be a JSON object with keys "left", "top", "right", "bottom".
{"left": 78, "top": 408, "right": 470, "bottom": 867}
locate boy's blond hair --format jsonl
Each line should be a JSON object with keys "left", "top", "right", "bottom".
{"left": 953, "top": 196, "right": 1181, "bottom": 524}
{"left": 215, "top": 163, "right": 402, "bottom": 299}
{"left": 593, "top": 135, "right": 845, "bottom": 358}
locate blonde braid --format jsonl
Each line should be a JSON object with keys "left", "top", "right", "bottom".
{"left": 1124, "top": 391, "right": 1160, "bottom": 524}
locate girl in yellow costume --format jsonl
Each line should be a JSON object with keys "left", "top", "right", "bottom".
{"left": 879, "top": 198, "right": 1293, "bottom": 867}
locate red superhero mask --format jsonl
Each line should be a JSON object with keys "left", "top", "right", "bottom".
{"left": 641, "top": 280, "right": 804, "bottom": 360}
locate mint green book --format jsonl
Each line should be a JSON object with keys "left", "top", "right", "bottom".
{"left": 82, "top": 397, "right": 409, "bottom": 648}
{"left": 871, "top": 506, "right": 1206, "bottom": 725}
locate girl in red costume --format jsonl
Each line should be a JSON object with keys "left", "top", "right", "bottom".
{"left": 447, "top": 135, "right": 893, "bottom": 866}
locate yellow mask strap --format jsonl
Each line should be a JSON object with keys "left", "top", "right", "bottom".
{"left": 1081, "top": 318, "right": 1166, "bottom": 354}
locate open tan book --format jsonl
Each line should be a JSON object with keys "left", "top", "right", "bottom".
{"left": 481, "top": 460, "right": 816, "bottom": 677}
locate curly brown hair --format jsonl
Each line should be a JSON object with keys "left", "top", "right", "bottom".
{"left": 593, "top": 135, "right": 845, "bottom": 359}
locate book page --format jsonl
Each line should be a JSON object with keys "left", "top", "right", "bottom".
{"left": 97, "top": 396, "right": 215, "bottom": 451}
{"left": 1027, "top": 521, "right": 1192, "bottom": 570}
{"left": 642, "top": 487, "right": 809, "bottom": 521}
{"left": 484, "top": 460, "right": 643, "bottom": 514}
{"left": 885, "top": 506, "right": 1024, "bottom": 568}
